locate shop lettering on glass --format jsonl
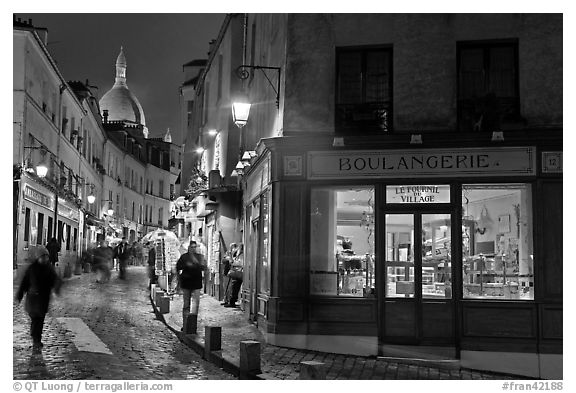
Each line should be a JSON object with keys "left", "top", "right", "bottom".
{"left": 386, "top": 185, "right": 450, "bottom": 204}
{"left": 396, "top": 185, "right": 438, "bottom": 203}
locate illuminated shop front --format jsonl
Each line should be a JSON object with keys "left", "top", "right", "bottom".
{"left": 240, "top": 137, "right": 561, "bottom": 379}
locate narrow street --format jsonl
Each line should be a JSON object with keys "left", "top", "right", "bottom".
{"left": 13, "top": 266, "right": 235, "bottom": 380}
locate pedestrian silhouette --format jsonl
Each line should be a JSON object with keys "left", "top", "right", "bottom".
{"left": 15, "top": 245, "right": 61, "bottom": 351}
{"left": 46, "top": 237, "right": 60, "bottom": 266}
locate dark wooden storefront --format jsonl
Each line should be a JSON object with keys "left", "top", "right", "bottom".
{"left": 241, "top": 132, "right": 561, "bottom": 377}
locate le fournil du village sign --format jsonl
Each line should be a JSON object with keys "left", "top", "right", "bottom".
{"left": 307, "top": 147, "right": 535, "bottom": 179}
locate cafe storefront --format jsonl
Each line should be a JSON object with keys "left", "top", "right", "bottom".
{"left": 240, "top": 134, "right": 562, "bottom": 379}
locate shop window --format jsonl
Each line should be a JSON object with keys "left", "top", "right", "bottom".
{"left": 336, "top": 47, "right": 392, "bottom": 133}
{"left": 66, "top": 224, "right": 71, "bottom": 251}
{"left": 310, "top": 186, "right": 376, "bottom": 297}
{"left": 37, "top": 213, "right": 44, "bottom": 245}
{"left": 457, "top": 41, "right": 519, "bottom": 132}
{"left": 462, "top": 184, "right": 533, "bottom": 300}
{"left": 24, "top": 207, "right": 31, "bottom": 243}
{"left": 260, "top": 191, "right": 271, "bottom": 294}
{"left": 57, "top": 220, "right": 63, "bottom": 244}
{"left": 47, "top": 217, "right": 53, "bottom": 241}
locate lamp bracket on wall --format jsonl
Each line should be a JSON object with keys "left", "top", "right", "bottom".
{"left": 236, "top": 65, "right": 281, "bottom": 108}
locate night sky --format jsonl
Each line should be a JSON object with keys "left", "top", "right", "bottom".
{"left": 18, "top": 13, "right": 226, "bottom": 145}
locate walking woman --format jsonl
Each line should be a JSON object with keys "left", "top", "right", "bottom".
{"left": 15, "top": 246, "right": 61, "bottom": 350}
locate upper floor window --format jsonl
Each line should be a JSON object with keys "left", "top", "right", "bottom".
{"left": 336, "top": 47, "right": 392, "bottom": 133}
{"left": 457, "top": 41, "right": 519, "bottom": 133}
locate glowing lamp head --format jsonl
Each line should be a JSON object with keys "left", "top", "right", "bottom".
{"left": 35, "top": 163, "right": 48, "bottom": 178}
{"left": 232, "top": 92, "right": 251, "bottom": 128}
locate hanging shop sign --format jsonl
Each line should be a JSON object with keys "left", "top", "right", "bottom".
{"left": 23, "top": 185, "right": 54, "bottom": 210}
{"left": 386, "top": 185, "right": 451, "bottom": 204}
{"left": 307, "top": 147, "right": 535, "bottom": 180}
{"left": 58, "top": 200, "right": 79, "bottom": 222}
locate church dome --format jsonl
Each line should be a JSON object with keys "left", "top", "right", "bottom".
{"left": 99, "top": 47, "right": 146, "bottom": 126}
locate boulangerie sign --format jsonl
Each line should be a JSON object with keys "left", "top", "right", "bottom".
{"left": 307, "top": 147, "right": 535, "bottom": 179}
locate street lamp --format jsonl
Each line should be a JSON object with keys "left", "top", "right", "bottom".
{"left": 231, "top": 65, "right": 281, "bottom": 129}
{"left": 22, "top": 146, "right": 49, "bottom": 178}
{"left": 231, "top": 91, "right": 251, "bottom": 128}
{"left": 86, "top": 183, "right": 96, "bottom": 204}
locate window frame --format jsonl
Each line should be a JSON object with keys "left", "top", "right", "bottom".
{"left": 309, "top": 184, "right": 377, "bottom": 298}
{"left": 335, "top": 45, "right": 393, "bottom": 133}
{"left": 456, "top": 39, "right": 520, "bottom": 132}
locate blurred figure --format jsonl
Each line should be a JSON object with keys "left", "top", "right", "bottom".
{"left": 114, "top": 237, "right": 130, "bottom": 280}
{"left": 45, "top": 237, "right": 60, "bottom": 267}
{"left": 225, "top": 243, "right": 244, "bottom": 308}
{"left": 220, "top": 245, "right": 234, "bottom": 306}
{"left": 176, "top": 241, "right": 206, "bottom": 328}
{"left": 15, "top": 246, "right": 61, "bottom": 350}
{"left": 93, "top": 240, "right": 112, "bottom": 283}
{"left": 147, "top": 242, "right": 158, "bottom": 289}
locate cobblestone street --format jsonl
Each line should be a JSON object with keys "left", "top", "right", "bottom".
{"left": 13, "top": 266, "right": 234, "bottom": 380}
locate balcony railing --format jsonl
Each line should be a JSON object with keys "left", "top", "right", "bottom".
{"left": 335, "top": 101, "right": 391, "bottom": 133}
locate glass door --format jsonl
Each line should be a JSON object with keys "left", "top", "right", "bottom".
{"left": 421, "top": 214, "right": 452, "bottom": 299}
{"left": 382, "top": 212, "right": 455, "bottom": 345}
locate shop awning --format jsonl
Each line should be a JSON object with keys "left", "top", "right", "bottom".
{"left": 85, "top": 214, "right": 105, "bottom": 227}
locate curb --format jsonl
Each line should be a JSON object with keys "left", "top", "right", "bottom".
{"left": 148, "top": 292, "right": 269, "bottom": 380}
{"left": 148, "top": 290, "right": 532, "bottom": 381}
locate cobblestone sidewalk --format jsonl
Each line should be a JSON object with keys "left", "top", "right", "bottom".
{"left": 156, "top": 289, "right": 528, "bottom": 380}
{"left": 13, "top": 267, "right": 234, "bottom": 380}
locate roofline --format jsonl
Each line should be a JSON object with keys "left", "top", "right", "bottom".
{"left": 196, "top": 13, "right": 238, "bottom": 97}
{"left": 14, "top": 27, "right": 86, "bottom": 114}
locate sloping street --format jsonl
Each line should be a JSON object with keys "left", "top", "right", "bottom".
{"left": 13, "top": 266, "right": 234, "bottom": 380}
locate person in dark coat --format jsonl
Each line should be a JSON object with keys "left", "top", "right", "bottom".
{"left": 45, "top": 238, "right": 60, "bottom": 266}
{"left": 114, "top": 237, "right": 130, "bottom": 279}
{"left": 176, "top": 241, "right": 206, "bottom": 327}
{"left": 219, "top": 246, "right": 234, "bottom": 306}
{"left": 147, "top": 242, "right": 157, "bottom": 289}
{"left": 93, "top": 240, "right": 112, "bottom": 283}
{"left": 15, "top": 246, "right": 61, "bottom": 350}
{"left": 225, "top": 243, "right": 244, "bottom": 308}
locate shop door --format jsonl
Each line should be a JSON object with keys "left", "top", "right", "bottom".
{"left": 382, "top": 212, "right": 455, "bottom": 345}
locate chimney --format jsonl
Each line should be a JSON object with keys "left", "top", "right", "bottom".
{"left": 207, "top": 39, "right": 217, "bottom": 57}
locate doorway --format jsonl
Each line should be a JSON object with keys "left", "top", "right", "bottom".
{"left": 381, "top": 211, "right": 455, "bottom": 345}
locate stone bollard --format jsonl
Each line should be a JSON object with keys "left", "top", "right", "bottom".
{"left": 63, "top": 262, "right": 72, "bottom": 278}
{"left": 239, "top": 340, "right": 261, "bottom": 378}
{"left": 154, "top": 290, "right": 164, "bottom": 306}
{"left": 204, "top": 326, "right": 222, "bottom": 360}
{"left": 299, "top": 361, "right": 326, "bottom": 380}
{"left": 159, "top": 295, "right": 170, "bottom": 314}
{"left": 184, "top": 314, "right": 198, "bottom": 335}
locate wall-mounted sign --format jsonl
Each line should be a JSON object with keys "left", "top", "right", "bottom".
{"left": 308, "top": 147, "right": 535, "bottom": 179}
{"left": 23, "top": 185, "right": 54, "bottom": 210}
{"left": 386, "top": 185, "right": 451, "bottom": 204}
{"left": 284, "top": 155, "right": 303, "bottom": 176}
{"left": 542, "top": 151, "right": 562, "bottom": 173}
{"left": 58, "top": 200, "right": 79, "bottom": 222}
{"left": 310, "top": 272, "right": 338, "bottom": 296}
